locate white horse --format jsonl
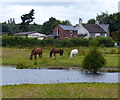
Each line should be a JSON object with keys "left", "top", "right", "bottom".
{"left": 70, "top": 49, "right": 78, "bottom": 59}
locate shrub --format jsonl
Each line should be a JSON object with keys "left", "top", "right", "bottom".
{"left": 97, "top": 37, "right": 115, "bottom": 47}
{"left": 82, "top": 39, "right": 106, "bottom": 74}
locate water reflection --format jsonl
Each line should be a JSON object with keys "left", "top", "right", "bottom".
{"left": 1, "top": 66, "right": 119, "bottom": 85}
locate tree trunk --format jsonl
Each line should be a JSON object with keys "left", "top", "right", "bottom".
{"left": 93, "top": 69, "right": 97, "bottom": 74}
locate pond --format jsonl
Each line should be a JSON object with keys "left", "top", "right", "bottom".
{"left": 1, "top": 66, "right": 119, "bottom": 85}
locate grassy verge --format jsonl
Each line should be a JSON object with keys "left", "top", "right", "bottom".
{"left": 2, "top": 83, "right": 118, "bottom": 98}
{"left": 2, "top": 47, "right": 119, "bottom": 69}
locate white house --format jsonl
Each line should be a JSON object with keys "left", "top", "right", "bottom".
{"left": 75, "top": 18, "right": 109, "bottom": 38}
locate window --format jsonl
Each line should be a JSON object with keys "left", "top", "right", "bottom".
{"left": 70, "top": 31, "right": 73, "bottom": 35}
{"left": 57, "top": 28, "right": 60, "bottom": 36}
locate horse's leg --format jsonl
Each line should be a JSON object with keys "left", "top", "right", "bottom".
{"left": 40, "top": 53, "right": 42, "bottom": 58}
{"left": 34, "top": 54, "right": 37, "bottom": 60}
{"left": 54, "top": 53, "right": 56, "bottom": 57}
{"left": 39, "top": 54, "right": 41, "bottom": 58}
{"left": 60, "top": 53, "right": 62, "bottom": 56}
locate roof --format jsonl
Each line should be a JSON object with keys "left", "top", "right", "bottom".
{"left": 59, "top": 25, "right": 77, "bottom": 31}
{"left": 28, "top": 32, "right": 47, "bottom": 37}
{"left": 82, "top": 24, "right": 106, "bottom": 33}
{"left": 99, "top": 24, "right": 109, "bottom": 32}
{"left": 11, "top": 32, "right": 35, "bottom": 36}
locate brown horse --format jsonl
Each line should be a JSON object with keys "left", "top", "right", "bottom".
{"left": 30, "top": 48, "right": 43, "bottom": 60}
{"left": 50, "top": 49, "right": 64, "bottom": 58}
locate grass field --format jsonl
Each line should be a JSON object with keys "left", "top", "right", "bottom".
{"left": 1, "top": 47, "right": 119, "bottom": 69}
{"left": 2, "top": 83, "right": 119, "bottom": 98}
{"left": 1, "top": 47, "right": 119, "bottom": 99}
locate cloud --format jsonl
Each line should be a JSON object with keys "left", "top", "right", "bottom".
{"left": 0, "top": 0, "right": 119, "bottom": 25}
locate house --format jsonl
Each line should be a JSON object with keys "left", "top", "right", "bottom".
{"left": 53, "top": 24, "right": 78, "bottom": 40}
{"left": 75, "top": 18, "right": 109, "bottom": 38}
{"left": 11, "top": 31, "right": 47, "bottom": 40}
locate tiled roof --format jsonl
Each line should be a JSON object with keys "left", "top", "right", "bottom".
{"left": 59, "top": 25, "right": 77, "bottom": 31}
{"left": 82, "top": 24, "right": 106, "bottom": 33}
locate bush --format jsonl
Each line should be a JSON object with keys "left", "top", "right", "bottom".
{"left": 82, "top": 39, "right": 106, "bottom": 74}
{"left": 97, "top": 37, "right": 115, "bottom": 47}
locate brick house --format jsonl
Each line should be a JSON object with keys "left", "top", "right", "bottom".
{"left": 53, "top": 24, "right": 78, "bottom": 40}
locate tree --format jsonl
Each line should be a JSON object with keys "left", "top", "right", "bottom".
{"left": 41, "top": 17, "right": 71, "bottom": 35}
{"left": 20, "top": 9, "right": 35, "bottom": 32}
{"left": 96, "top": 12, "right": 109, "bottom": 23}
{"left": 2, "top": 18, "right": 20, "bottom": 34}
{"left": 87, "top": 12, "right": 120, "bottom": 37}
{"left": 96, "top": 12, "right": 120, "bottom": 33}
{"left": 87, "top": 19, "right": 95, "bottom": 24}
{"left": 82, "top": 39, "right": 106, "bottom": 74}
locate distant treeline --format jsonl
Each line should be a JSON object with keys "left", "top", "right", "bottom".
{"left": 2, "top": 35, "right": 115, "bottom": 47}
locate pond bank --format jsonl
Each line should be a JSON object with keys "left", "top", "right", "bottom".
{"left": 16, "top": 66, "right": 120, "bottom": 72}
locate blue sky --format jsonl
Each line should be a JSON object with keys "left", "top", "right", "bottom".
{"left": 0, "top": 0, "right": 119, "bottom": 25}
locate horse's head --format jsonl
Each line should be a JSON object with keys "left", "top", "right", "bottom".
{"left": 30, "top": 54, "right": 33, "bottom": 60}
{"left": 50, "top": 51, "right": 52, "bottom": 58}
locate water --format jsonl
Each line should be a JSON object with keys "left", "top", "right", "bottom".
{"left": 1, "top": 66, "right": 119, "bottom": 85}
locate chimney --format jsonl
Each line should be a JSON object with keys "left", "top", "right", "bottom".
{"left": 95, "top": 19, "right": 100, "bottom": 25}
{"left": 79, "top": 18, "right": 82, "bottom": 25}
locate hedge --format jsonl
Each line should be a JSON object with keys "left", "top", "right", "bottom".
{"left": 2, "top": 35, "right": 115, "bottom": 47}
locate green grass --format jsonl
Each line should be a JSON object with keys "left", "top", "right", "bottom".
{"left": 2, "top": 47, "right": 119, "bottom": 69}
{"left": 2, "top": 83, "right": 119, "bottom": 98}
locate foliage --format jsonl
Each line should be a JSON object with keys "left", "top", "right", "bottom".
{"left": 28, "top": 23, "right": 42, "bottom": 32}
{"left": 82, "top": 39, "right": 106, "bottom": 74}
{"left": 20, "top": 9, "right": 35, "bottom": 32}
{"left": 96, "top": 37, "right": 115, "bottom": 47}
{"left": 2, "top": 34, "right": 39, "bottom": 47}
{"left": 96, "top": 12, "right": 109, "bottom": 23}
{"left": 2, "top": 19, "right": 20, "bottom": 34}
{"left": 111, "top": 30, "right": 120, "bottom": 42}
{"left": 87, "top": 19, "right": 95, "bottom": 24}
{"left": 87, "top": 12, "right": 120, "bottom": 35}
{"left": 2, "top": 35, "right": 115, "bottom": 48}
{"left": 41, "top": 17, "right": 71, "bottom": 34}
{"left": 2, "top": 23, "right": 42, "bottom": 34}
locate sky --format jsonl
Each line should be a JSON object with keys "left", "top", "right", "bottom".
{"left": 0, "top": 0, "right": 120, "bottom": 25}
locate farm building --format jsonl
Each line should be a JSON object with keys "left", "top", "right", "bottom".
{"left": 11, "top": 32, "right": 47, "bottom": 40}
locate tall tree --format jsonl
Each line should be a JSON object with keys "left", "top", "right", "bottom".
{"left": 87, "top": 19, "right": 95, "bottom": 24}
{"left": 20, "top": 9, "right": 35, "bottom": 32}
{"left": 41, "top": 17, "right": 71, "bottom": 35}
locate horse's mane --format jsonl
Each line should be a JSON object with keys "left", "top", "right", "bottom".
{"left": 31, "top": 49, "right": 35, "bottom": 54}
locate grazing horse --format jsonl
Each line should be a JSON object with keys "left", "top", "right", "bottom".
{"left": 30, "top": 48, "right": 43, "bottom": 60}
{"left": 50, "top": 49, "right": 64, "bottom": 58}
{"left": 70, "top": 49, "right": 78, "bottom": 59}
